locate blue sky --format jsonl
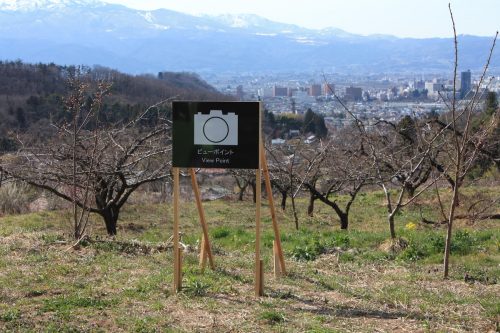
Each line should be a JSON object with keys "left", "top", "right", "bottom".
{"left": 102, "top": 0, "right": 499, "bottom": 38}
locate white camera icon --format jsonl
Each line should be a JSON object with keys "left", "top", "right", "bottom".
{"left": 194, "top": 110, "right": 238, "bottom": 146}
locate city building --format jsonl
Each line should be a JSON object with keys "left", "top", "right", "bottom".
{"left": 288, "top": 87, "right": 298, "bottom": 97}
{"left": 309, "top": 84, "right": 321, "bottom": 96}
{"left": 273, "top": 86, "right": 288, "bottom": 97}
{"left": 345, "top": 86, "right": 363, "bottom": 101}
{"left": 413, "top": 80, "right": 425, "bottom": 90}
{"left": 425, "top": 81, "right": 443, "bottom": 99}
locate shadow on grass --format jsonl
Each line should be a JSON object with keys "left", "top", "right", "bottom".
{"left": 302, "top": 304, "right": 427, "bottom": 321}
{"left": 284, "top": 271, "right": 429, "bottom": 321}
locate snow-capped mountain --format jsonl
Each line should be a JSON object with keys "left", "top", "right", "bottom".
{"left": 210, "top": 13, "right": 303, "bottom": 33}
{"left": 0, "top": 0, "right": 103, "bottom": 11}
{"left": 0, "top": 0, "right": 497, "bottom": 74}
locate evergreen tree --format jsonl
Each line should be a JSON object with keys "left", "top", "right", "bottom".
{"left": 303, "top": 108, "right": 315, "bottom": 133}
{"left": 485, "top": 91, "right": 498, "bottom": 116}
{"left": 313, "top": 114, "right": 328, "bottom": 138}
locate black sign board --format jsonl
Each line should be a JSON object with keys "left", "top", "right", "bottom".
{"left": 172, "top": 101, "right": 260, "bottom": 169}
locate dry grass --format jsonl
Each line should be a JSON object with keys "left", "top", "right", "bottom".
{"left": 0, "top": 188, "right": 498, "bottom": 332}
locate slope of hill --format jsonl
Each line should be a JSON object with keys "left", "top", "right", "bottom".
{"left": 0, "top": 60, "right": 226, "bottom": 150}
{"left": 0, "top": 191, "right": 498, "bottom": 331}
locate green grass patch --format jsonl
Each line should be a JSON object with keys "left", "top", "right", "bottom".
{"left": 183, "top": 278, "right": 210, "bottom": 297}
{"left": 259, "top": 310, "right": 286, "bottom": 325}
{"left": 397, "top": 229, "right": 498, "bottom": 262}
{"left": 42, "top": 295, "right": 117, "bottom": 313}
{"left": 0, "top": 308, "right": 20, "bottom": 322}
{"left": 212, "top": 226, "right": 231, "bottom": 239}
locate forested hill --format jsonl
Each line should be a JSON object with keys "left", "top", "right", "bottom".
{"left": 0, "top": 61, "right": 227, "bottom": 150}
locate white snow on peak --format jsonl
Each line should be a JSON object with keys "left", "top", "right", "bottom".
{"left": 214, "top": 13, "right": 267, "bottom": 29}
{"left": 139, "top": 11, "right": 153, "bottom": 24}
{"left": 0, "top": 0, "right": 104, "bottom": 11}
{"left": 255, "top": 32, "right": 277, "bottom": 37}
{"left": 152, "top": 23, "right": 170, "bottom": 30}
{"left": 294, "top": 36, "right": 319, "bottom": 45}
{"left": 223, "top": 15, "right": 249, "bottom": 28}
{"left": 138, "top": 11, "right": 170, "bottom": 30}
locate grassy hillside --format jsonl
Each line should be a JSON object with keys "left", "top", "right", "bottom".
{"left": 0, "top": 188, "right": 499, "bottom": 332}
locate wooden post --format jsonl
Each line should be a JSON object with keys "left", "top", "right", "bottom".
{"left": 255, "top": 167, "right": 263, "bottom": 296}
{"left": 178, "top": 246, "right": 182, "bottom": 289}
{"left": 189, "top": 168, "right": 215, "bottom": 271}
{"left": 273, "top": 240, "right": 281, "bottom": 278}
{"left": 259, "top": 259, "right": 264, "bottom": 296}
{"left": 199, "top": 234, "right": 208, "bottom": 272}
{"left": 255, "top": 102, "right": 263, "bottom": 297}
{"left": 261, "top": 141, "right": 287, "bottom": 276}
{"left": 173, "top": 167, "right": 182, "bottom": 292}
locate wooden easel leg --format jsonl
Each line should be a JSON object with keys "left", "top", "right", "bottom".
{"left": 261, "top": 141, "right": 287, "bottom": 276}
{"left": 199, "top": 234, "right": 208, "bottom": 272}
{"left": 190, "top": 168, "right": 215, "bottom": 271}
{"left": 173, "top": 167, "right": 182, "bottom": 293}
{"left": 273, "top": 240, "right": 281, "bottom": 278}
{"left": 255, "top": 168, "right": 263, "bottom": 296}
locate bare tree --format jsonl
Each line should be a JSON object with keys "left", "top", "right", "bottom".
{"left": 270, "top": 175, "right": 292, "bottom": 211}
{"left": 2, "top": 82, "right": 173, "bottom": 236}
{"left": 300, "top": 130, "right": 369, "bottom": 230}
{"left": 322, "top": 77, "right": 441, "bottom": 238}
{"left": 266, "top": 143, "right": 301, "bottom": 212}
{"left": 437, "top": 5, "right": 498, "bottom": 278}
{"left": 64, "top": 74, "right": 110, "bottom": 239}
{"left": 229, "top": 169, "right": 256, "bottom": 202}
{"left": 366, "top": 117, "right": 442, "bottom": 239}
{"left": 267, "top": 138, "right": 311, "bottom": 229}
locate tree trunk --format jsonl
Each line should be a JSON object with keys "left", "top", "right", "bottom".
{"left": 234, "top": 177, "right": 248, "bottom": 201}
{"left": 100, "top": 205, "right": 119, "bottom": 236}
{"left": 280, "top": 191, "right": 287, "bottom": 211}
{"left": 388, "top": 214, "right": 396, "bottom": 239}
{"left": 339, "top": 212, "right": 349, "bottom": 230}
{"left": 444, "top": 184, "right": 460, "bottom": 278}
{"left": 321, "top": 197, "right": 350, "bottom": 230}
{"left": 381, "top": 184, "right": 398, "bottom": 240}
{"left": 307, "top": 192, "right": 316, "bottom": 217}
{"left": 404, "top": 184, "right": 416, "bottom": 198}
{"left": 291, "top": 195, "right": 299, "bottom": 230}
{"left": 251, "top": 182, "right": 256, "bottom": 204}
{"left": 238, "top": 187, "right": 245, "bottom": 201}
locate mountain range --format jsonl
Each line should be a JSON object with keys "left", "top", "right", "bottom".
{"left": 0, "top": 0, "right": 498, "bottom": 74}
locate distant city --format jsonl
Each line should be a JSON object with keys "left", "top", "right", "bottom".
{"left": 206, "top": 71, "right": 499, "bottom": 131}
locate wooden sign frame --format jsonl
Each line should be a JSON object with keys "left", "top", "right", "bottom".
{"left": 171, "top": 102, "right": 286, "bottom": 296}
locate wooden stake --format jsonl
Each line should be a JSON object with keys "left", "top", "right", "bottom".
{"left": 255, "top": 101, "right": 265, "bottom": 296}
{"left": 173, "top": 167, "right": 182, "bottom": 292}
{"left": 273, "top": 240, "right": 281, "bottom": 278}
{"left": 259, "top": 259, "right": 264, "bottom": 296}
{"left": 199, "top": 234, "right": 208, "bottom": 272}
{"left": 261, "top": 141, "right": 287, "bottom": 275}
{"left": 178, "top": 247, "right": 183, "bottom": 290}
{"left": 189, "top": 168, "right": 215, "bottom": 271}
{"left": 255, "top": 167, "right": 262, "bottom": 296}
